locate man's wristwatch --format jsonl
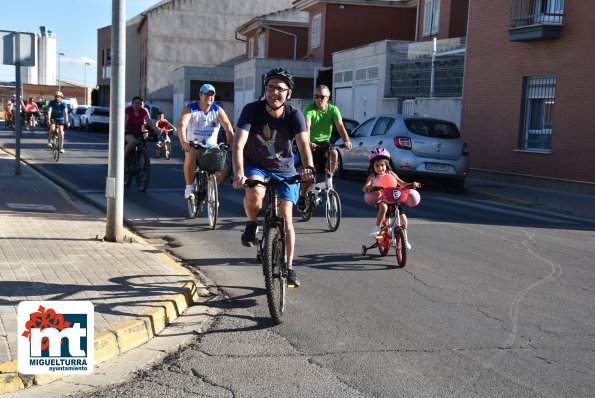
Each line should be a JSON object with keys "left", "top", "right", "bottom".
{"left": 303, "top": 166, "right": 315, "bottom": 172}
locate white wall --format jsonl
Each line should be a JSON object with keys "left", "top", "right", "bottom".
{"left": 409, "top": 98, "right": 462, "bottom": 127}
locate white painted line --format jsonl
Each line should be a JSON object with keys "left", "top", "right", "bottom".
{"left": 6, "top": 203, "right": 56, "bottom": 212}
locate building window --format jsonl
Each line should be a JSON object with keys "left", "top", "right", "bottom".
{"left": 248, "top": 37, "right": 254, "bottom": 59}
{"left": 510, "top": 0, "right": 564, "bottom": 26}
{"left": 520, "top": 76, "right": 556, "bottom": 151}
{"left": 423, "top": 0, "right": 440, "bottom": 36}
{"left": 257, "top": 33, "right": 265, "bottom": 58}
{"left": 311, "top": 14, "right": 321, "bottom": 49}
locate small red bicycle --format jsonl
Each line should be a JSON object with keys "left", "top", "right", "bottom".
{"left": 361, "top": 185, "right": 420, "bottom": 268}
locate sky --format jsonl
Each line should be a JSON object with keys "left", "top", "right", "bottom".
{"left": 0, "top": 0, "right": 162, "bottom": 88}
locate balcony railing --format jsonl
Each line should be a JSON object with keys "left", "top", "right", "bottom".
{"left": 508, "top": 0, "right": 564, "bottom": 42}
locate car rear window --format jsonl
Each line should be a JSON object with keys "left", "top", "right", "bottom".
{"left": 405, "top": 119, "right": 460, "bottom": 139}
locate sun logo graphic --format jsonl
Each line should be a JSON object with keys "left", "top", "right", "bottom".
{"left": 18, "top": 301, "right": 94, "bottom": 374}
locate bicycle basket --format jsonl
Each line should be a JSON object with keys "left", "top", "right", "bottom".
{"left": 199, "top": 148, "right": 226, "bottom": 172}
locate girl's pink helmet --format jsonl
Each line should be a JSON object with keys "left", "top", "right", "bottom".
{"left": 368, "top": 147, "right": 390, "bottom": 162}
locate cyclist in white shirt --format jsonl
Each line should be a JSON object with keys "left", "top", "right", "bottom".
{"left": 178, "top": 84, "right": 234, "bottom": 199}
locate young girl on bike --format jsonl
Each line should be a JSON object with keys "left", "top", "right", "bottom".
{"left": 155, "top": 112, "right": 177, "bottom": 148}
{"left": 362, "top": 147, "right": 421, "bottom": 248}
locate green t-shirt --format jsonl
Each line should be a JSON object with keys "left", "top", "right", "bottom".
{"left": 303, "top": 102, "right": 342, "bottom": 143}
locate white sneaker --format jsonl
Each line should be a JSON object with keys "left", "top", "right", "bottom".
{"left": 370, "top": 226, "right": 381, "bottom": 237}
{"left": 406, "top": 241, "right": 412, "bottom": 250}
{"left": 185, "top": 186, "right": 195, "bottom": 199}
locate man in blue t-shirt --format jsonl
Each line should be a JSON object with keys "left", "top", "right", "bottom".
{"left": 232, "top": 68, "right": 314, "bottom": 287}
{"left": 46, "top": 91, "right": 69, "bottom": 153}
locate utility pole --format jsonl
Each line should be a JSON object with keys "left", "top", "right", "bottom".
{"left": 58, "top": 52, "right": 64, "bottom": 90}
{"left": 104, "top": 0, "right": 125, "bottom": 242}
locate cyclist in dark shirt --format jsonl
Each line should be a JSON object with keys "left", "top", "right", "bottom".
{"left": 232, "top": 68, "right": 315, "bottom": 287}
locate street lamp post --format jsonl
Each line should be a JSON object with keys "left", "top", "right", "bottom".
{"left": 84, "top": 62, "right": 90, "bottom": 104}
{"left": 84, "top": 62, "right": 90, "bottom": 87}
{"left": 58, "top": 52, "right": 65, "bottom": 91}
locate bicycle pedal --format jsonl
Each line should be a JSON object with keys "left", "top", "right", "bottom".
{"left": 287, "top": 282, "right": 298, "bottom": 288}
{"left": 374, "top": 235, "right": 383, "bottom": 240}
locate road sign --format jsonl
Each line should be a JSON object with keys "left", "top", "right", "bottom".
{"left": 0, "top": 30, "right": 36, "bottom": 66}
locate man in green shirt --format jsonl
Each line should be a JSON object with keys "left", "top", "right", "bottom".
{"left": 298, "top": 85, "right": 352, "bottom": 211}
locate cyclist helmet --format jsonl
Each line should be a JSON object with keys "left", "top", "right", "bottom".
{"left": 368, "top": 147, "right": 391, "bottom": 162}
{"left": 264, "top": 68, "right": 294, "bottom": 90}
{"left": 54, "top": 91, "right": 64, "bottom": 98}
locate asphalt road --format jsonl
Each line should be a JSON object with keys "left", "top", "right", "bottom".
{"left": 2, "top": 127, "right": 594, "bottom": 397}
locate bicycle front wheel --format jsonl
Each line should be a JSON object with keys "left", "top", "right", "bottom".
{"left": 393, "top": 228, "right": 408, "bottom": 268}
{"left": 136, "top": 148, "right": 151, "bottom": 192}
{"left": 207, "top": 173, "right": 218, "bottom": 229}
{"left": 52, "top": 134, "right": 60, "bottom": 161}
{"left": 325, "top": 189, "right": 342, "bottom": 231}
{"left": 263, "top": 226, "right": 286, "bottom": 324}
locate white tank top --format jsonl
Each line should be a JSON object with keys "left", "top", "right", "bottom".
{"left": 186, "top": 102, "right": 220, "bottom": 147}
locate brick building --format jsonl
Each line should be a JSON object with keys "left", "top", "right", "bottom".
{"left": 460, "top": 0, "right": 595, "bottom": 189}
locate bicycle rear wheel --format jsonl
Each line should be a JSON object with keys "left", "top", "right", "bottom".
{"left": 124, "top": 155, "right": 134, "bottom": 186}
{"left": 136, "top": 148, "right": 151, "bottom": 192}
{"left": 393, "top": 228, "right": 408, "bottom": 268}
{"left": 299, "top": 192, "right": 315, "bottom": 221}
{"left": 165, "top": 141, "right": 172, "bottom": 160}
{"left": 207, "top": 174, "right": 218, "bottom": 229}
{"left": 377, "top": 229, "right": 391, "bottom": 256}
{"left": 263, "top": 225, "right": 286, "bottom": 324}
{"left": 325, "top": 189, "right": 342, "bottom": 231}
{"left": 187, "top": 171, "right": 200, "bottom": 219}
{"left": 52, "top": 134, "right": 60, "bottom": 161}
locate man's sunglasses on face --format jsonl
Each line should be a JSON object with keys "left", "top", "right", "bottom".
{"left": 266, "top": 85, "right": 289, "bottom": 93}
{"left": 314, "top": 95, "right": 328, "bottom": 100}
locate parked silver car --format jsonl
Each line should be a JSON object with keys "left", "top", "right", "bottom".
{"left": 335, "top": 115, "right": 469, "bottom": 191}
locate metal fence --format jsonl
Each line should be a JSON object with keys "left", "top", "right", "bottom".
{"left": 388, "top": 38, "right": 466, "bottom": 99}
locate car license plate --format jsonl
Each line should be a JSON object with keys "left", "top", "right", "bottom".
{"left": 425, "top": 163, "right": 449, "bottom": 172}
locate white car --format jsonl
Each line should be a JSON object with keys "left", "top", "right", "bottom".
{"left": 80, "top": 106, "right": 109, "bottom": 132}
{"left": 336, "top": 115, "right": 469, "bottom": 192}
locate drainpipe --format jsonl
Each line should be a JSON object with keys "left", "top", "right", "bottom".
{"left": 234, "top": 31, "right": 246, "bottom": 42}
{"left": 415, "top": 0, "right": 420, "bottom": 41}
{"left": 267, "top": 26, "right": 298, "bottom": 60}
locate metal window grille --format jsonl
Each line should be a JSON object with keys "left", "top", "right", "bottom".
{"left": 520, "top": 76, "right": 556, "bottom": 151}
{"left": 510, "top": 0, "right": 564, "bottom": 27}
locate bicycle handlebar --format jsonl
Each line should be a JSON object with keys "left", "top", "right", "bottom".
{"left": 370, "top": 183, "right": 421, "bottom": 192}
{"left": 243, "top": 175, "right": 302, "bottom": 188}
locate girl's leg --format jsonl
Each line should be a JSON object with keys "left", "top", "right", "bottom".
{"left": 376, "top": 203, "right": 388, "bottom": 226}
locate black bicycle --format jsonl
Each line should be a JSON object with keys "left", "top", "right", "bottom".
{"left": 297, "top": 143, "right": 343, "bottom": 231}
{"left": 48, "top": 119, "right": 65, "bottom": 162}
{"left": 124, "top": 135, "right": 151, "bottom": 192}
{"left": 187, "top": 142, "right": 228, "bottom": 229}
{"left": 244, "top": 174, "right": 302, "bottom": 324}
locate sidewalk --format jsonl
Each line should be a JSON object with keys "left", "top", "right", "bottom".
{"left": 0, "top": 150, "right": 208, "bottom": 394}
{"left": 465, "top": 175, "right": 595, "bottom": 221}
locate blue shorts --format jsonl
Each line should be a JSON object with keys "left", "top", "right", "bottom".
{"left": 244, "top": 166, "right": 299, "bottom": 205}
